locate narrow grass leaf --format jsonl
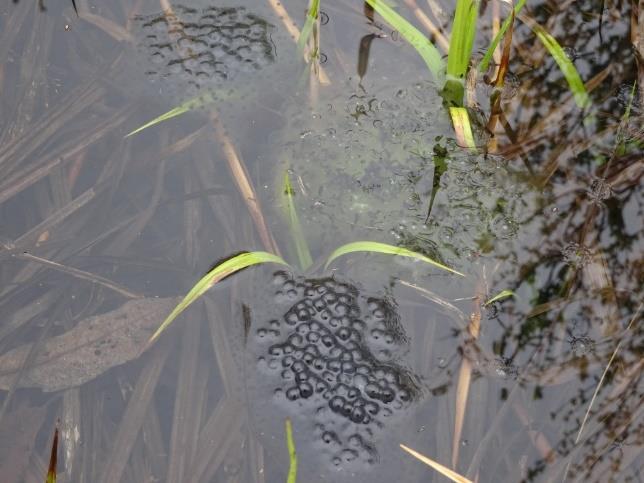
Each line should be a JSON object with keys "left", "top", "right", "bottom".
{"left": 521, "top": 15, "right": 590, "bottom": 109}
{"left": 45, "top": 423, "right": 59, "bottom": 483}
{"left": 447, "top": 0, "right": 479, "bottom": 81}
{"left": 285, "top": 418, "right": 298, "bottom": 483}
{"left": 125, "top": 105, "right": 192, "bottom": 138}
{"left": 575, "top": 303, "right": 641, "bottom": 445}
{"left": 296, "top": 0, "right": 320, "bottom": 55}
{"left": 484, "top": 289, "right": 515, "bottom": 306}
{"left": 562, "top": 303, "right": 642, "bottom": 481}
{"left": 125, "top": 92, "right": 219, "bottom": 137}
{"left": 325, "top": 241, "right": 464, "bottom": 276}
{"left": 479, "top": 0, "right": 526, "bottom": 73}
{"left": 449, "top": 107, "right": 476, "bottom": 150}
{"left": 147, "top": 251, "right": 290, "bottom": 346}
{"left": 364, "top": 0, "right": 444, "bottom": 80}
{"left": 282, "top": 172, "right": 313, "bottom": 270}
{"left": 399, "top": 444, "right": 473, "bottom": 483}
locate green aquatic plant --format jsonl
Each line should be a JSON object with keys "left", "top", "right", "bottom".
{"left": 443, "top": 0, "right": 480, "bottom": 107}
{"left": 478, "top": 0, "right": 527, "bottom": 73}
{"left": 363, "top": 0, "right": 443, "bottom": 81}
{"left": 325, "top": 240, "right": 464, "bottom": 276}
{"left": 483, "top": 289, "right": 515, "bottom": 306}
{"left": 282, "top": 171, "right": 313, "bottom": 271}
{"left": 520, "top": 14, "right": 590, "bottom": 110}
{"left": 285, "top": 418, "right": 298, "bottom": 483}
{"left": 146, "top": 251, "right": 290, "bottom": 345}
{"left": 297, "top": 0, "right": 320, "bottom": 56}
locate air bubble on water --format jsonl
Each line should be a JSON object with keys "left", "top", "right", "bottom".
{"left": 562, "top": 242, "right": 592, "bottom": 268}
{"left": 586, "top": 178, "right": 613, "bottom": 205}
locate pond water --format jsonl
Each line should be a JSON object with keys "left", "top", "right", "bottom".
{"left": 0, "top": 0, "right": 641, "bottom": 482}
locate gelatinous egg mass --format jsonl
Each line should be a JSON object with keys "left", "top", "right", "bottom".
{"left": 133, "top": 5, "right": 276, "bottom": 97}
{"left": 247, "top": 271, "right": 423, "bottom": 473}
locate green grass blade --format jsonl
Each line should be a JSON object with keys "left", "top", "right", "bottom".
{"left": 125, "top": 92, "right": 218, "bottom": 138}
{"left": 282, "top": 172, "right": 313, "bottom": 270}
{"left": 297, "top": 0, "right": 320, "bottom": 55}
{"left": 484, "top": 289, "right": 515, "bottom": 306}
{"left": 522, "top": 16, "right": 590, "bottom": 109}
{"left": 147, "top": 251, "right": 290, "bottom": 346}
{"left": 447, "top": 0, "right": 479, "bottom": 81}
{"left": 364, "top": 0, "right": 444, "bottom": 80}
{"left": 125, "top": 105, "right": 192, "bottom": 138}
{"left": 479, "top": 0, "right": 526, "bottom": 73}
{"left": 325, "top": 241, "right": 464, "bottom": 276}
{"left": 285, "top": 418, "right": 298, "bottom": 483}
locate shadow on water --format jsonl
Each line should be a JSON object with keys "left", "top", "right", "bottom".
{"left": 0, "top": 0, "right": 641, "bottom": 482}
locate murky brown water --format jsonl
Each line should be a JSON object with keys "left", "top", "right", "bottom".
{"left": 0, "top": 0, "right": 641, "bottom": 482}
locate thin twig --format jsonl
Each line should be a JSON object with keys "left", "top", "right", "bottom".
{"left": 210, "top": 113, "right": 280, "bottom": 255}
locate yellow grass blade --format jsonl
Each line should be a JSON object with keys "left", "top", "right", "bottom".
{"left": 325, "top": 241, "right": 464, "bottom": 276}
{"left": 400, "top": 444, "right": 473, "bottom": 483}
{"left": 449, "top": 107, "right": 477, "bottom": 151}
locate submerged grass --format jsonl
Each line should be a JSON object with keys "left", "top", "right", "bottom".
{"left": 285, "top": 418, "right": 298, "bottom": 483}
{"left": 282, "top": 171, "right": 313, "bottom": 271}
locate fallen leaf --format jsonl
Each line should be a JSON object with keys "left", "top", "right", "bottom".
{"left": 0, "top": 297, "right": 179, "bottom": 392}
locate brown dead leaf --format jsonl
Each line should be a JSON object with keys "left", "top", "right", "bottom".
{"left": 0, "top": 297, "right": 179, "bottom": 392}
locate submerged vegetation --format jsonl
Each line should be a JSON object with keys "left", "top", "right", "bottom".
{"left": 0, "top": 0, "right": 641, "bottom": 481}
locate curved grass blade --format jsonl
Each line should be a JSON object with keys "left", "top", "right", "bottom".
{"left": 285, "top": 418, "right": 298, "bottom": 483}
{"left": 400, "top": 444, "right": 473, "bottom": 483}
{"left": 325, "top": 241, "right": 464, "bottom": 276}
{"left": 296, "top": 0, "right": 320, "bottom": 55}
{"left": 146, "top": 251, "right": 290, "bottom": 346}
{"left": 483, "top": 289, "right": 515, "bottom": 306}
{"left": 282, "top": 172, "right": 313, "bottom": 270}
{"left": 364, "top": 0, "right": 444, "bottom": 81}
{"left": 520, "top": 15, "right": 590, "bottom": 109}
{"left": 479, "top": 0, "right": 526, "bottom": 73}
